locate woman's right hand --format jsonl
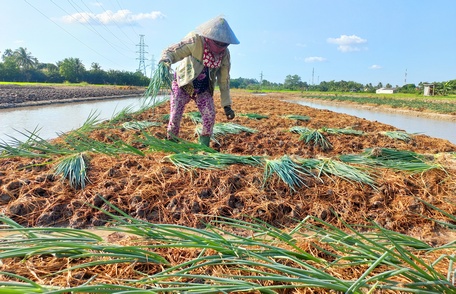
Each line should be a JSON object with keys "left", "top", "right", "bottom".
{"left": 224, "top": 106, "right": 235, "bottom": 120}
{"left": 159, "top": 58, "right": 171, "bottom": 66}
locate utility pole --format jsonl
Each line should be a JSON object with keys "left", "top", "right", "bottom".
{"left": 404, "top": 68, "right": 407, "bottom": 85}
{"left": 312, "top": 67, "right": 315, "bottom": 85}
{"left": 136, "top": 34, "right": 148, "bottom": 76}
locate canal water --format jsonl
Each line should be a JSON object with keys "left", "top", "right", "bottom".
{"left": 0, "top": 96, "right": 166, "bottom": 143}
{"left": 287, "top": 99, "right": 456, "bottom": 144}
{"left": 1, "top": 96, "right": 455, "bottom": 145}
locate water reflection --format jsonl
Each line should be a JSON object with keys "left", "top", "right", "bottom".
{"left": 0, "top": 96, "right": 164, "bottom": 143}
{"left": 288, "top": 100, "right": 456, "bottom": 144}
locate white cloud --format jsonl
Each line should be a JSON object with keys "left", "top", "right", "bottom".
{"left": 90, "top": 2, "right": 102, "bottom": 7}
{"left": 304, "top": 56, "right": 327, "bottom": 63}
{"left": 327, "top": 34, "right": 367, "bottom": 52}
{"left": 296, "top": 43, "right": 307, "bottom": 48}
{"left": 369, "top": 64, "right": 382, "bottom": 69}
{"left": 62, "top": 9, "right": 165, "bottom": 25}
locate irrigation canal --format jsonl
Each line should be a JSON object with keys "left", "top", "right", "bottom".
{"left": 0, "top": 95, "right": 455, "bottom": 145}
{"left": 288, "top": 99, "right": 456, "bottom": 145}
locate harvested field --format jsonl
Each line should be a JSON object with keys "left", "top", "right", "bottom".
{"left": 0, "top": 84, "right": 144, "bottom": 108}
{"left": 1, "top": 90, "right": 455, "bottom": 292}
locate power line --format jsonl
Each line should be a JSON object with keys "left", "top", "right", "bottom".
{"left": 78, "top": 0, "right": 134, "bottom": 52}
{"left": 113, "top": 0, "right": 140, "bottom": 44}
{"left": 23, "top": 0, "right": 122, "bottom": 68}
{"left": 51, "top": 0, "right": 130, "bottom": 59}
{"left": 24, "top": 1, "right": 128, "bottom": 69}
{"left": 96, "top": 0, "right": 137, "bottom": 46}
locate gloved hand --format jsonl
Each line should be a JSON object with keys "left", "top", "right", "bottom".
{"left": 224, "top": 106, "right": 235, "bottom": 120}
{"left": 159, "top": 58, "right": 171, "bottom": 67}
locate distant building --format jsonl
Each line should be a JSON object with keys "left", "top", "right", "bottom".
{"left": 376, "top": 88, "right": 397, "bottom": 94}
{"left": 423, "top": 83, "right": 435, "bottom": 96}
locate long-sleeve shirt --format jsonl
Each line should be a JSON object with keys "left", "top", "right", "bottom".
{"left": 161, "top": 32, "right": 232, "bottom": 107}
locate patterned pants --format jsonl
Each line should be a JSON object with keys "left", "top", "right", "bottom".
{"left": 167, "top": 80, "right": 216, "bottom": 138}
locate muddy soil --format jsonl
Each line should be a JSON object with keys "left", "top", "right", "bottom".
{"left": 0, "top": 84, "right": 144, "bottom": 109}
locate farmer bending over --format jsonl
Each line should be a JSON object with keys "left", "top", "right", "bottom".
{"left": 159, "top": 16, "right": 239, "bottom": 146}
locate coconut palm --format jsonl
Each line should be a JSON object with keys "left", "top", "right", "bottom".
{"left": 13, "top": 47, "right": 37, "bottom": 70}
{"left": 1, "top": 48, "right": 13, "bottom": 60}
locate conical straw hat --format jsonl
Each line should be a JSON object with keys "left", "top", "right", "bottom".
{"left": 195, "top": 16, "right": 240, "bottom": 45}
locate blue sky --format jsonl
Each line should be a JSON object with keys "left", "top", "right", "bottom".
{"left": 1, "top": 0, "right": 455, "bottom": 86}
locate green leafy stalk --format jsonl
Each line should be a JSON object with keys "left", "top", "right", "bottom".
{"left": 239, "top": 113, "right": 269, "bottom": 120}
{"left": 1, "top": 204, "right": 455, "bottom": 293}
{"left": 185, "top": 111, "right": 203, "bottom": 124}
{"left": 144, "top": 62, "right": 173, "bottom": 107}
{"left": 322, "top": 127, "right": 364, "bottom": 136}
{"left": 340, "top": 148, "right": 443, "bottom": 173}
{"left": 121, "top": 121, "right": 162, "bottom": 130}
{"left": 380, "top": 130, "right": 413, "bottom": 142}
{"left": 139, "top": 132, "right": 216, "bottom": 154}
{"left": 53, "top": 152, "right": 90, "bottom": 189}
{"left": 298, "top": 157, "right": 376, "bottom": 188}
{"left": 282, "top": 114, "right": 311, "bottom": 121}
{"left": 196, "top": 122, "right": 257, "bottom": 138}
{"left": 0, "top": 127, "right": 73, "bottom": 158}
{"left": 299, "top": 128, "right": 332, "bottom": 151}
{"left": 109, "top": 104, "right": 136, "bottom": 124}
{"left": 165, "top": 152, "right": 264, "bottom": 170}
{"left": 263, "top": 155, "right": 315, "bottom": 191}
{"left": 63, "top": 131, "right": 144, "bottom": 156}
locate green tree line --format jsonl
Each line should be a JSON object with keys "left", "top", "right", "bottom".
{"left": 0, "top": 47, "right": 149, "bottom": 86}
{"left": 1, "top": 47, "right": 455, "bottom": 95}
{"left": 233, "top": 75, "right": 456, "bottom": 96}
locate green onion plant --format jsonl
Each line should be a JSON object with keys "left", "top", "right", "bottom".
{"left": 121, "top": 121, "right": 162, "bottom": 130}
{"left": 144, "top": 62, "right": 173, "bottom": 108}
{"left": 282, "top": 114, "right": 311, "bottom": 121}
{"left": 239, "top": 113, "right": 269, "bottom": 120}
{"left": 380, "top": 131, "right": 413, "bottom": 142}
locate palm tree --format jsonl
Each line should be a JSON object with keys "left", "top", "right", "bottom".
{"left": 90, "top": 62, "right": 102, "bottom": 71}
{"left": 1, "top": 48, "right": 13, "bottom": 60}
{"left": 13, "top": 47, "right": 37, "bottom": 70}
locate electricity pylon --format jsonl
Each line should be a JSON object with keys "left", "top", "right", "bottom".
{"left": 136, "top": 34, "right": 148, "bottom": 75}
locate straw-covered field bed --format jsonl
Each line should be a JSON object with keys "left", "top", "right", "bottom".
{"left": 1, "top": 90, "right": 456, "bottom": 293}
